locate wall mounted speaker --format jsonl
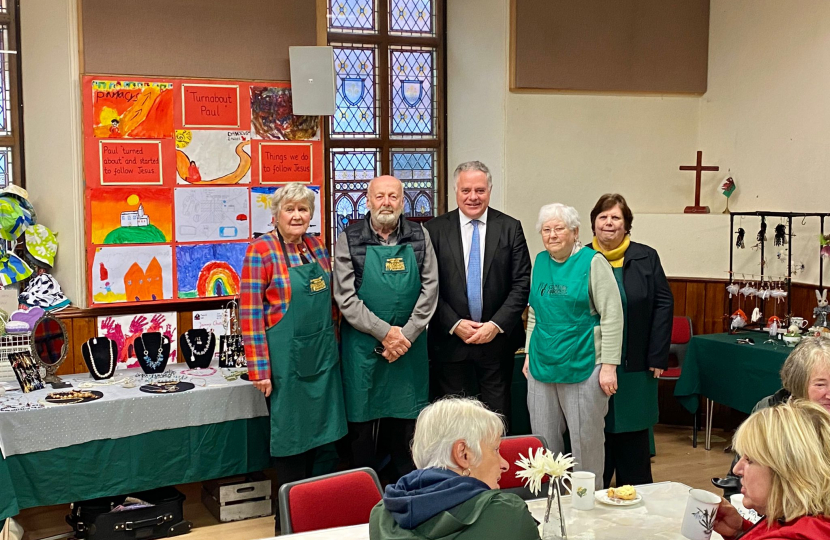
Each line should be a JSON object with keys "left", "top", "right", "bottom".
{"left": 289, "top": 46, "right": 335, "bottom": 116}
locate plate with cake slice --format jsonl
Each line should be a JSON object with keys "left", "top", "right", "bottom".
{"left": 595, "top": 485, "right": 642, "bottom": 506}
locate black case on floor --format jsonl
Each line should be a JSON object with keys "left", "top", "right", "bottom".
{"left": 66, "top": 486, "right": 192, "bottom": 540}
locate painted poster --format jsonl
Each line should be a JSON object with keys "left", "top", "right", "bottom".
{"left": 91, "top": 245, "right": 174, "bottom": 304}
{"left": 251, "top": 185, "right": 321, "bottom": 237}
{"left": 174, "top": 187, "right": 250, "bottom": 242}
{"left": 250, "top": 86, "right": 320, "bottom": 140}
{"left": 175, "top": 130, "right": 251, "bottom": 185}
{"left": 89, "top": 188, "right": 173, "bottom": 245}
{"left": 91, "top": 80, "right": 174, "bottom": 138}
{"left": 176, "top": 243, "right": 247, "bottom": 299}
{"left": 259, "top": 142, "right": 312, "bottom": 184}
{"left": 96, "top": 312, "right": 178, "bottom": 368}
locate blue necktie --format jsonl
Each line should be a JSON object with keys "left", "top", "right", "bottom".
{"left": 467, "top": 219, "right": 482, "bottom": 322}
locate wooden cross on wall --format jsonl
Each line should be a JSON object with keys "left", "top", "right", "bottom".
{"left": 680, "top": 150, "right": 719, "bottom": 214}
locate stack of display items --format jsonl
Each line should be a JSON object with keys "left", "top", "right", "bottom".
{"left": 218, "top": 299, "right": 245, "bottom": 368}
{"left": 728, "top": 211, "right": 830, "bottom": 334}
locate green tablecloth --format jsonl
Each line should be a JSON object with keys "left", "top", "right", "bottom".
{"left": 0, "top": 417, "right": 271, "bottom": 522}
{"left": 674, "top": 333, "right": 790, "bottom": 414}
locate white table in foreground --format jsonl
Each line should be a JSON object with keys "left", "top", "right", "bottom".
{"left": 275, "top": 481, "right": 724, "bottom": 539}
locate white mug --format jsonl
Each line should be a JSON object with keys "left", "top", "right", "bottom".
{"left": 681, "top": 489, "right": 721, "bottom": 540}
{"left": 790, "top": 317, "right": 809, "bottom": 329}
{"left": 568, "top": 471, "right": 595, "bottom": 511}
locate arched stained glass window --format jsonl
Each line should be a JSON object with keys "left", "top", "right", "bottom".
{"left": 327, "top": 1, "right": 444, "bottom": 242}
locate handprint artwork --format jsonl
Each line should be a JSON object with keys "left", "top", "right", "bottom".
{"left": 97, "top": 312, "right": 178, "bottom": 368}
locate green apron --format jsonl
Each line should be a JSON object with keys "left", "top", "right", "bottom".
{"left": 604, "top": 266, "right": 659, "bottom": 433}
{"left": 265, "top": 244, "right": 347, "bottom": 457}
{"left": 528, "top": 248, "right": 599, "bottom": 384}
{"left": 341, "top": 244, "right": 428, "bottom": 422}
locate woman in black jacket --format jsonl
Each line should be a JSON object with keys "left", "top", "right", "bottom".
{"left": 589, "top": 194, "right": 673, "bottom": 487}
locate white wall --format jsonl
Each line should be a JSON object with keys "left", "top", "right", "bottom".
{"left": 20, "top": 0, "right": 86, "bottom": 306}
{"left": 448, "top": 0, "right": 830, "bottom": 286}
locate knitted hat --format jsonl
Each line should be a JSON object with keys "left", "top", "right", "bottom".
{"left": 18, "top": 272, "right": 71, "bottom": 312}
{"left": 24, "top": 224, "right": 58, "bottom": 269}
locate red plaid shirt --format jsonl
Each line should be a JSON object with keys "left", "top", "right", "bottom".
{"left": 241, "top": 232, "right": 332, "bottom": 381}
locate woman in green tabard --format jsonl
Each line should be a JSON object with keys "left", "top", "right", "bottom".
{"left": 241, "top": 184, "right": 347, "bottom": 534}
{"left": 522, "top": 203, "right": 624, "bottom": 490}
{"left": 588, "top": 194, "right": 673, "bottom": 488}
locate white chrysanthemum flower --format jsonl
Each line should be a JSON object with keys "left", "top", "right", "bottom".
{"left": 514, "top": 448, "right": 576, "bottom": 496}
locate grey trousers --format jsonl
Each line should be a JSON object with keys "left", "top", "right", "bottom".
{"left": 527, "top": 364, "right": 609, "bottom": 490}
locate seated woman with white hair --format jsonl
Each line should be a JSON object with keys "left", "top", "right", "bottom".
{"left": 369, "top": 397, "right": 540, "bottom": 540}
{"left": 713, "top": 400, "right": 830, "bottom": 539}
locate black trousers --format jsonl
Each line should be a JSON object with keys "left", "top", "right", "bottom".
{"left": 432, "top": 354, "right": 513, "bottom": 432}
{"left": 273, "top": 447, "right": 318, "bottom": 534}
{"left": 603, "top": 429, "right": 653, "bottom": 488}
{"left": 344, "top": 418, "right": 416, "bottom": 484}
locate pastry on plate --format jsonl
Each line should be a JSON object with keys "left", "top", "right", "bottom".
{"left": 607, "top": 485, "right": 637, "bottom": 501}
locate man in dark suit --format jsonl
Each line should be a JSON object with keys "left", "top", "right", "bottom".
{"left": 425, "top": 161, "right": 531, "bottom": 426}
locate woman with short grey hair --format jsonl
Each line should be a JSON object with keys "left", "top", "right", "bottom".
{"left": 241, "top": 183, "right": 346, "bottom": 534}
{"left": 522, "top": 203, "right": 624, "bottom": 490}
{"left": 369, "top": 397, "right": 540, "bottom": 540}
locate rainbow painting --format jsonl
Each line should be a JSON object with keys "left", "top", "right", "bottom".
{"left": 176, "top": 242, "right": 247, "bottom": 299}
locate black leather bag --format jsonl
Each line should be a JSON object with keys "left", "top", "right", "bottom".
{"left": 66, "top": 486, "right": 191, "bottom": 540}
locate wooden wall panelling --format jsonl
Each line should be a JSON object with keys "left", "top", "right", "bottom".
{"left": 71, "top": 317, "right": 97, "bottom": 374}
{"left": 703, "top": 281, "right": 727, "bottom": 335}
{"left": 669, "top": 281, "right": 686, "bottom": 317}
{"left": 177, "top": 312, "right": 194, "bottom": 364}
{"left": 684, "top": 282, "right": 706, "bottom": 336}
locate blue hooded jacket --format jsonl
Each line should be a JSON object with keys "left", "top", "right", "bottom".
{"left": 382, "top": 468, "right": 490, "bottom": 530}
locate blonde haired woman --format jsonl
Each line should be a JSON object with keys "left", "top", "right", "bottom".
{"left": 714, "top": 400, "right": 830, "bottom": 539}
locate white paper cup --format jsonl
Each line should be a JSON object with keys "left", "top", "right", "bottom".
{"left": 569, "top": 471, "right": 595, "bottom": 510}
{"left": 681, "top": 489, "right": 721, "bottom": 540}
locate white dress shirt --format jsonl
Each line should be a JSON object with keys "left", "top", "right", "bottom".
{"left": 451, "top": 208, "right": 502, "bottom": 334}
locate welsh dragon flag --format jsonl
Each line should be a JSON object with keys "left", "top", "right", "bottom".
{"left": 721, "top": 176, "right": 736, "bottom": 198}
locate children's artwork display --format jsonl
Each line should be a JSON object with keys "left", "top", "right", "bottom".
{"left": 96, "top": 312, "right": 178, "bottom": 368}
{"left": 82, "top": 76, "right": 324, "bottom": 307}
{"left": 176, "top": 243, "right": 246, "bottom": 299}
{"left": 251, "top": 186, "right": 321, "bottom": 237}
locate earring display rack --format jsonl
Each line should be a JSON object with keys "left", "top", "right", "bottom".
{"left": 0, "top": 333, "right": 33, "bottom": 384}
{"left": 729, "top": 211, "right": 829, "bottom": 325}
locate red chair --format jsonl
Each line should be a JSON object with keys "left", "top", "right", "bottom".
{"left": 660, "top": 316, "right": 702, "bottom": 447}
{"left": 278, "top": 467, "right": 383, "bottom": 535}
{"left": 499, "top": 434, "right": 549, "bottom": 500}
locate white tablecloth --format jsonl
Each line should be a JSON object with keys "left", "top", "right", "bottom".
{"left": 0, "top": 364, "right": 267, "bottom": 456}
{"left": 278, "top": 482, "right": 724, "bottom": 540}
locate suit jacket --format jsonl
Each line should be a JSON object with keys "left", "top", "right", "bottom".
{"left": 425, "top": 208, "right": 531, "bottom": 363}
{"left": 589, "top": 241, "right": 673, "bottom": 372}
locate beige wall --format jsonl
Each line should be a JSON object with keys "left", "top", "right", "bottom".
{"left": 20, "top": 0, "right": 86, "bottom": 306}
{"left": 449, "top": 0, "right": 830, "bottom": 285}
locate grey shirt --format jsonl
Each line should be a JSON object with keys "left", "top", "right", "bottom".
{"left": 333, "top": 223, "right": 439, "bottom": 343}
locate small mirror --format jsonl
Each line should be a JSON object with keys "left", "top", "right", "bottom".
{"left": 32, "top": 315, "right": 68, "bottom": 384}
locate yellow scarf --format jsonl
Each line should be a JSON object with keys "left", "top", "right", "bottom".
{"left": 592, "top": 235, "right": 630, "bottom": 268}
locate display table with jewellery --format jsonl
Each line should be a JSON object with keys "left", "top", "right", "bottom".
{"left": 0, "top": 365, "right": 270, "bottom": 522}
{"left": 673, "top": 332, "right": 790, "bottom": 448}
{"left": 277, "top": 482, "right": 724, "bottom": 540}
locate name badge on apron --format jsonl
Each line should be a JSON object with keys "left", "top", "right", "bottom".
{"left": 309, "top": 276, "right": 327, "bottom": 293}
{"left": 384, "top": 257, "right": 406, "bottom": 272}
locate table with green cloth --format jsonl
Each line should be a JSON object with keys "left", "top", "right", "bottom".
{"left": 0, "top": 368, "right": 273, "bottom": 523}
{"left": 674, "top": 332, "right": 790, "bottom": 448}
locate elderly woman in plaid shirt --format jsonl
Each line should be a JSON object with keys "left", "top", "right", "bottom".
{"left": 241, "top": 183, "right": 347, "bottom": 533}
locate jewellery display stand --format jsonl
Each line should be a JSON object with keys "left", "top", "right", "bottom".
{"left": 81, "top": 337, "right": 118, "bottom": 380}
{"left": 729, "top": 211, "right": 829, "bottom": 328}
{"left": 9, "top": 351, "right": 45, "bottom": 393}
{"left": 136, "top": 333, "right": 172, "bottom": 375}
{"left": 0, "top": 333, "right": 30, "bottom": 385}
{"left": 180, "top": 329, "right": 216, "bottom": 369}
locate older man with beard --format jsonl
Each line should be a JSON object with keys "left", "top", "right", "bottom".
{"left": 334, "top": 175, "right": 438, "bottom": 480}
